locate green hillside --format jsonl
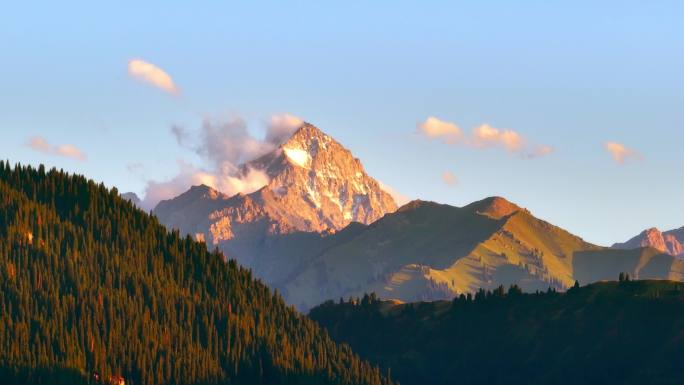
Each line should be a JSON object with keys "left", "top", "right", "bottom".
{"left": 279, "top": 197, "right": 682, "bottom": 310}
{"left": 311, "top": 279, "right": 684, "bottom": 385}
{"left": 0, "top": 162, "right": 393, "bottom": 385}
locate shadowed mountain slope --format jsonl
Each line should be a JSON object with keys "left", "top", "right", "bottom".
{"left": 278, "top": 196, "right": 681, "bottom": 310}
{"left": 280, "top": 197, "right": 609, "bottom": 309}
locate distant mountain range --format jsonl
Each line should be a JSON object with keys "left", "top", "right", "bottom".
{"left": 613, "top": 227, "right": 684, "bottom": 256}
{"left": 255, "top": 196, "right": 683, "bottom": 310}
{"left": 153, "top": 123, "right": 684, "bottom": 310}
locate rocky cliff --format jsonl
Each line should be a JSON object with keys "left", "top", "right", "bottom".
{"left": 613, "top": 227, "right": 684, "bottom": 256}
{"left": 154, "top": 122, "right": 398, "bottom": 266}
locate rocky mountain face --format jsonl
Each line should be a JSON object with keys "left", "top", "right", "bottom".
{"left": 154, "top": 123, "right": 683, "bottom": 311}
{"left": 154, "top": 122, "right": 397, "bottom": 266}
{"left": 613, "top": 227, "right": 684, "bottom": 256}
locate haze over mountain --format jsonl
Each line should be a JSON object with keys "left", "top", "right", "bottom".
{"left": 154, "top": 124, "right": 684, "bottom": 310}
{"left": 613, "top": 227, "right": 684, "bottom": 256}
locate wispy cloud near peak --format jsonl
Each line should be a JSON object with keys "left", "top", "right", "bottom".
{"left": 139, "top": 113, "right": 304, "bottom": 209}
{"left": 266, "top": 114, "right": 304, "bottom": 145}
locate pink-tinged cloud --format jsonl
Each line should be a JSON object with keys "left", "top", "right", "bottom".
{"left": 472, "top": 124, "right": 523, "bottom": 151}
{"left": 128, "top": 59, "right": 179, "bottom": 94}
{"left": 141, "top": 161, "right": 269, "bottom": 210}
{"left": 27, "top": 136, "right": 87, "bottom": 161}
{"left": 417, "top": 117, "right": 463, "bottom": 144}
{"left": 441, "top": 170, "right": 458, "bottom": 186}
{"left": 140, "top": 113, "right": 304, "bottom": 209}
{"left": 377, "top": 180, "right": 411, "bottom": 206}
{"left": 418, "top": 117, "right": 552, "bottom": 158}
{"left": 532, "top": 145, "right": 554, "bottom": 157}
{"left": 605, "top": 142, "right": 641, "bottom": 164}
{"left": 266, "top": 114, "right": 304, "bottom": 145}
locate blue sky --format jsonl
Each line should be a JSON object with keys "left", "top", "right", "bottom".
{"left": 1, "top": 0, "right": 682, "bottom": 245}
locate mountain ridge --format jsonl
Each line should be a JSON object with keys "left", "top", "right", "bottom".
{"left": 154, "top": 123, "right": 397, "bottom": 248}
{"left": 271, "top": 195, "right": 681, "bottom": 310}
{"left": 613, "top": 226, "right": 684, "bottom": 256}
{"left": 153, "top": 124, "right": 683, "bottom": 311}
{"left": 280, "top": 195, "right": 603, "bottom": 309}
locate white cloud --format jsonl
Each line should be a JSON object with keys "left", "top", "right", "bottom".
{"left": 141, "top": 161, "right": 269, "bottom": 209}
{"left": 417, "top": 116, "right": 463, "bottom": 144}
{"left": 266, "top": 114, "right": 304, "bottom": 145}
{"left": 128, "top": 59, "right": 179, "bottom": 94}
{"left": 418, "top": 117, "right": 552, "bottom": 158}
{"left": 195, "top": 117, "right": 275, "bottom": 168}
{"left": 27, "top": 136, "right": 87, "bottom": 161}
{"left": 605, "top": 142, "right": 641, "bottom": 164}
{"left": 140, "top": 114, "right": 303, "bottom": 209}
{"left": 441, "top": 170, "right": 458, "bottom": 186}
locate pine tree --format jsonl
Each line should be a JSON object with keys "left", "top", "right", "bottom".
{"left": 0, "top": 162, "right": 394, "bottom": 385}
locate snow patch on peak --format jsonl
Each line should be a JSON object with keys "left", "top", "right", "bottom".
{"left": 283, "top": 147, "right": 310, "bottom": 168}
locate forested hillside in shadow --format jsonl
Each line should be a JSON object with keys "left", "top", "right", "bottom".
{"left": 311, "top": 279, "right": 684, "bottom": 385}
{"left": 0, "top": 162, "right": 393, "bottom": 385}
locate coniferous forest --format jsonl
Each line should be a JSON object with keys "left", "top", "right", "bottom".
{"left": 310, "top": 281, "right": 684, "bottom": 385}
{"left": 0, "top": 162, "right": 393, "bottom": 385}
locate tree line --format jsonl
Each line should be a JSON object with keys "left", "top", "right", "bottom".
{"left": 0, "top": 161, "right": 394, "bottom": 385}
{"left": 310, "top": 280, "right": 684, "bottom": 385}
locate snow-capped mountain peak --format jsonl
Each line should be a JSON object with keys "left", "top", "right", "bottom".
{"left": 154, "top": 122, "right": 397, "bottom": 247}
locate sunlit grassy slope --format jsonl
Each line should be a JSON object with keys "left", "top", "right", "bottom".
{"left": 278, "top": 197, "right": 680, "bottom": 310}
